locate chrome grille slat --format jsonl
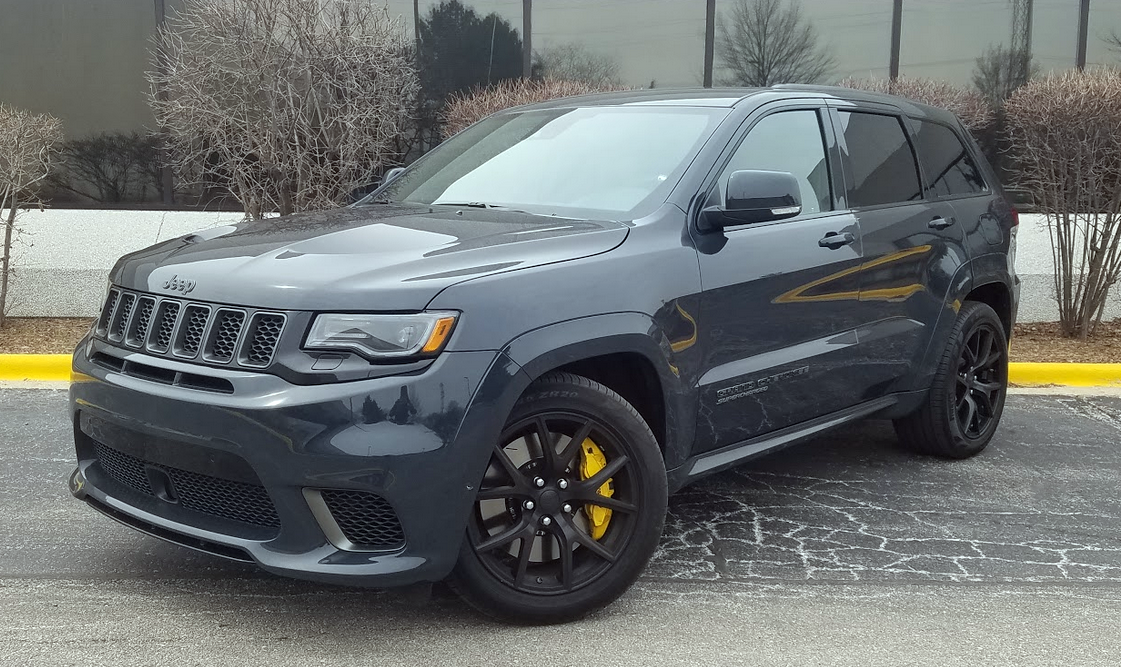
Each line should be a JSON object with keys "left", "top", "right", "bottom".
{"left": 108, "top": 292, "right": 136, "bottom": 343}
{"left": 204, "top": 309, "right": 247, "bottom": 363}
{"left": 96, "top": 289, "right": 121, "bottom": 335}
{"left": 240, "top": 312, "right": 285, "bottom": 368}
{"left": 125, "top": 296, "right": 156, "bottom": 348}
{"left": 95, "top": 288, "right": 286, "bottom": 372}
{"left": 172, "top": 305, "right": 210, "bottom": 359}
{"left": 148, "top": 300, "right": 182, "bottom": 353}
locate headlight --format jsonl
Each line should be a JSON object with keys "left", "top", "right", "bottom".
{"left": 304, "top": 312, "right": 458, "bottom": 359}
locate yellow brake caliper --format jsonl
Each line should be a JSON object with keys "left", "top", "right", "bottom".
{"left": 578, "top": 438, "right": 614, "bottom": 540}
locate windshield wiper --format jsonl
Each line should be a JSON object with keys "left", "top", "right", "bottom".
{"left": 432, "top": 201, "right": 508, "bottom": 209}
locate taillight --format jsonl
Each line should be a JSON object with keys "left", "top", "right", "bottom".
{"left": 1009, "top": 206, "right": 1020, "bottom": 228}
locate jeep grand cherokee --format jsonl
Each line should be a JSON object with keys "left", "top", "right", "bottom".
{"left": 68, "top": 86, "right": 1018, "bottom": 623}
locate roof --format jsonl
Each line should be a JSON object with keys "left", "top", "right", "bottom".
{"left": 511, "top": 85, "right": 961, "bottom": 124}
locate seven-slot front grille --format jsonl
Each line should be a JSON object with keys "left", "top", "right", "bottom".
{"left": 95, "top": 288, "right": 285, "bottom": 370}
{"left": 93, "top": 440, "right": 281, "bottom": 530}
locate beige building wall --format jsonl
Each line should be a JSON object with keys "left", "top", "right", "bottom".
{"left": 2, "top": 0, "right": 1119, "bottom": 138}
{"left": 0, "top": 0, "right": 170, "bottom": 138}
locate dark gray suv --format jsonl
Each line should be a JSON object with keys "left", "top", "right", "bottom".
{"left": 68, "top": 86, "right": 1019, "bottom": 623}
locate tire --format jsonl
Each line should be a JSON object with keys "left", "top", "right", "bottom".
{"left": 450, "top": 371, "right": 667, "bottom": 624}
{"left": 894, "top": 301, "right": 1009, "bottom": 458}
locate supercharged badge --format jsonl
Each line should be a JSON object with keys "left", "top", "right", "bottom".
{"left": 716, "top": 366, "right": 810, "bottom": 404}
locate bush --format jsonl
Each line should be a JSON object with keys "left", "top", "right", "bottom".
{"left": 1004, "top": 69, "right": 1121, "bottom": 339}
{"left": 838, "top": 76, "right": 994, "bottom": 134}
{"left": 442, "top": 78, "right": 627, "bottom": 138}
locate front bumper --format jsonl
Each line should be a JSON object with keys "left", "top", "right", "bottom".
{"left": 69, "top": 339, "right": 521, "bottom": 587}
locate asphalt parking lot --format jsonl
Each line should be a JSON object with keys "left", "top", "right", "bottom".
{"left": 2, "top": 387, "right": 1121, "bottom": 666}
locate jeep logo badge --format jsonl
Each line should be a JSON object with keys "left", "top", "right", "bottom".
{"left": 162, "top": 275, "right": 196, "bottom": 295}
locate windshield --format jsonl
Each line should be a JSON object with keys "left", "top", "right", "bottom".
{"left": 367, "top": 106, "right": 727, "bottom": 220}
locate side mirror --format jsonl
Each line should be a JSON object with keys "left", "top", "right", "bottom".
{"left": 383, "top": 166, "right": 406, "bottom": 185}
{"left": 698, "top": 169, "right": 802, "bottom": 232}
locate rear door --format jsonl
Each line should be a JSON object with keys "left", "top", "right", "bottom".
{"left": 826, "top": 104, "right": 969, "bottom": 397}
{"left": 692, "top": 101, "right": 868, "bottom": 453}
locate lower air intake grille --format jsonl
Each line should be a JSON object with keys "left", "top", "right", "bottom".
{"left": 93, "top": 441, "right": 280, "bottom": 530}
{"left": 321, "top": 490, "right": 405, "bottom": 550}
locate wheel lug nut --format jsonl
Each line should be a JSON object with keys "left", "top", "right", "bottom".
{"left": 541, "top": 516, "right": 552, "bottom": 526}
{"left": 558, "top": 479, "right": 568, "bottom": 489}
{"left": 534, "top": 477, "right": 545, "bottom": 488}
{"left": 523, "top": 500, "right": 535, "bottom": 510}
{"left": 563, "top": 503, "right": 572, "bottom": 513}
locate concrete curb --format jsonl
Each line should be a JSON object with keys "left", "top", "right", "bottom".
{"left": 2, "top": 355, "right": 1121, "bottom": 387}
{"left": 0, "top": 355, "right": 72, "bottom": 382}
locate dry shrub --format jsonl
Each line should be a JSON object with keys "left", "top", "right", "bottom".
{"left": 442, "top": 78, "right": 627, "bottom": 137}
{"left": 839, "top": 76, "right": 994, "bottom": 133}
{"left": 150, "top": 0, "right": 419, "bottom": 218}
{"left": 1005, "top": 69, "right": 1121, "bottom": 339}
{"left": 0, "top": 104, "right": 62, "bottom": 326}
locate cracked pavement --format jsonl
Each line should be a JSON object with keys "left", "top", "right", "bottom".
{"left": 3, "top": 388, "right": 1121, "bottom": 666}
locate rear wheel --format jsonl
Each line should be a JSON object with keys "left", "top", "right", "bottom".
{"left": 450, "top": 372, "right": 667, "bottom": 624}
{"left": 895, "top": 301, "right": 1008, "bottom": 458}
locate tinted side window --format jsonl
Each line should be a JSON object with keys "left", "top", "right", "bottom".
{"left": 837, "top": 111, "right": 922, "bottom": 208}
{"left": 910, "top": 119, "right": 987, "bottom": 197}
{"left": 719, "top": 110, "right": 832, "bottom": 216}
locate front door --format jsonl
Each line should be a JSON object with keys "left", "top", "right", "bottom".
{"left": 691, "top": 105, "right": 867, "bottom": 453}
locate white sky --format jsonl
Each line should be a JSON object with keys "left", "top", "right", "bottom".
{"left": 385, "top": 0, "right": 1121, "bottom": 87}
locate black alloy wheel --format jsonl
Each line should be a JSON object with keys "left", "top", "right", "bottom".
{"left": 955, "top": 322, "right": 1006, "bottom": 438}
{"left": 894, "top": 300, "right": 1009, "bottom": 458}
{"left": 451, "top": 372, "right": 667, "bottom": 624}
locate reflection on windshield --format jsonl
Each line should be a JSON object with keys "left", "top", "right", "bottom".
{"left": 373, "top": 106, "right": 726, "bottom": 220}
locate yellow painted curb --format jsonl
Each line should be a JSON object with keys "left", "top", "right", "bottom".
{"left": 0, "top": 355, "right": 1120, "bottom": 387}
{"left": 0, "top": 354, "right": 72, "bottom": 382}
{"left": 1008, "top": 362, "right": 1121, "bottom": 387}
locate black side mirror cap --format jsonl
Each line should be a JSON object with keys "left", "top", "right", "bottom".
{"left": 698, "top": 169, "right": 802, "bottom": 232}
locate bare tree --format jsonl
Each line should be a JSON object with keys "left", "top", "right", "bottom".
{"left": 716, "top": 0, "right": 834, "bottom": 87}
{"left": 972, "top": 44, "right": 1037, "bottom": 107}
{"left": 839, "top": 76, "right": 994, "bottom": 134}
{"left": 149, "top": 0, "right": 419, "bottom": 219}
{"left": 52, "top": 132, "right": 160, "bottom": 203}
{"left": 534, "top": 42, "right": 622, "bottom": 87}
{"left": 0, "top": 104, "right": 62, "bottom": 327}
{"left": 1004, "top": 69, "right": 1121, "bottom": 339}
{"left": 1107, "top": 30, "right": 1121, "bottom": 58}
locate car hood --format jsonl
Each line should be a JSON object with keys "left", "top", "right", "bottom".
{"left": 111, "top": 204, "right": 629, "bottom": 311}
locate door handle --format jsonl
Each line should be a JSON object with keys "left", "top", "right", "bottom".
{"left": 929, "top": 216, "right": 956, "bottom": 230}
{"left": 818, "top": 231, "right": 856, "bottom": 249}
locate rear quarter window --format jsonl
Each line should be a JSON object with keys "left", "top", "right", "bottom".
{"left": 836, "top": 111, "right": 923, "bottom": 208}
{"left": 909, "top": 119, "right": 988, "bottom": 197}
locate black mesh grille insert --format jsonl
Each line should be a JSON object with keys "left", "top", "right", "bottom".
{"left": 97, "top": 289, "right": 120, "bottom": 335}
{"left": 93, "top": 441, "right": 280, "bottom": 529}
{"left": 150, "top": 301, "right": 181, "bottom": 352}
{"left": 94, "top": 441, "right": 153, "bottom": 496}
{"left": 242, "top": 313, "right": 284, "bottom": 367}
{"left": 173, "top": 305, "right": 209, "bottom": 358}
{"left": 110, "top": 292, "right": 136, "bottom": 342}
{"left": 206, "top": 309, "right": 245, "bottom": 362}
{"left": 321, "top": 490, "right": 405, "bottom": 550}
{"left": 125, "top": 296, "right": 156, "bottom": 348}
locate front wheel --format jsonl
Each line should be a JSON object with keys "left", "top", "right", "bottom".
{"left": 895, "top": 300, "right": 1009, "bottom": 458}
{"left": 450, "top": 372, "right": 667, "bottom": 624}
